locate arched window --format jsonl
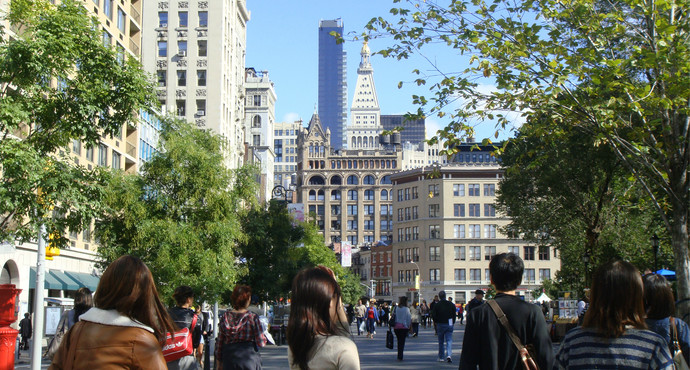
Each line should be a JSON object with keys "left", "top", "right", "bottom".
{"left": 252, "top": 115, "right": 261, "bottom": 128}
{"left": 363, "top": 175, "right": 375, "bottom": 185}
{"left": 308, "top": 175, "right": 325, "bottom": 185}
{"left": 348, "top": 190, "right": 358, "bottom": 200}
{"left": 381, "top": 189, "right": 389, "bottom": 200}
{"left": 357, "top": 137, "right": 362, "bottom": 147}
{"left": 351, "top": 137, "right": 356, "bottom": 148}
{"left": 331, "top": 190, "right": 341, "bottom": 200}
{"left": 308, "top": 190, "right": 316, "bottom": 201}
{"left": 380, "top": 175, "right": 391, "bottom": 184}
{"left": 347, "top": 175, "right": 359, "bottom": 185}
{"left": 330, "top": 175, "right": 342, "bottom": 185}
{"left": 364, "top": 190, "right": 374, "bottom": 200}
{"left": 317, "top": 190, "right": 325, "bottom": 201}
{"left": 363, "top": 136, "right": 368, "bottom": 147}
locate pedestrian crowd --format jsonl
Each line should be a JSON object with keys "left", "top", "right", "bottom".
{"left": 33, "top": 252, "right": 690, "bottom": 369}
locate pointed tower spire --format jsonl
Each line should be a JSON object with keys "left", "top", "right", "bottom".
{"left": 359, "top": 41, "right": 372, "bottom": 70}
{"left": 346, "top": 41, "right": 382, "bottom": 149}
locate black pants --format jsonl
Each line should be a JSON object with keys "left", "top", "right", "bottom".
{"left": 394, "top": 328, "right": 409, "bottom": 360}
{"left": 221, "top": 342, "right": 260, "bottom": 370}
{"left": 411, "top": 322, "right": 419, "bottom": 336}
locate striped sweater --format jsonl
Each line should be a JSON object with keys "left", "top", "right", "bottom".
{"left": 555, "top": 327, "right": 673, "bottom": 369}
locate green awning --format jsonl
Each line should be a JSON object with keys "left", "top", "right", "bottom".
{"left": 29, "top": 268, "right": 100, "bottom": 291}
{"left": 63, "top": 271, "right": 100, "bottom": 291}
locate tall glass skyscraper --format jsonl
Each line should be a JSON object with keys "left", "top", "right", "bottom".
{"left": 318, "top": 19, "right": 347, "bottom": 150}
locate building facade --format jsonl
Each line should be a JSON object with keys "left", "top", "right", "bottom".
{"left": 346, "top": 42, "right": 382, "bottom": 150}
{"left": 244, "top": 68, "right": 276, "bottom": 203}
{"left": 390, "top": 147, "right": 560, "bottom": 304}
{"left": 273, "top": 120, "right": 302, "bottom": 191}
{"left": 380, "top": 115, "right": 426, "bottom": 148}
{"left": 142, "top": 0, "right": 250, "bottom": 169}
{"left": 318, "top": 19, "right": 347, "bottom": 150}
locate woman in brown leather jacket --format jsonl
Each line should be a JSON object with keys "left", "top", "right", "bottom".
{"left": 49, "top": 255, "right": 178, "bottom": 369}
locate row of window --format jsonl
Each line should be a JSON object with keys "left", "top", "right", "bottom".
{"left": 455, "top": 152, "right": 498, "bottom": 164}
{"left": 274, "top": 138, "right": 297, "bottom": 146}
{"left": 157, "top": 70, "right": 206, "bottom": 87}
{"left": 168, "top": 100, "right": 206, "bottom": 117}
{"left": 398, "top": 183, "right": 496, "bottom": 201}
{"left": 157, "top": 40, "right": 208, "bottom": 58}
{"left": 274, "top": 146, "right": 296, "bottom": 154}
{"left": 396, "top": 224, "right": 498, "bottom": 241}
{"left": 71, "top": 140, "right": 121, "bottom": 169}
{"left": 452, "top": 245, "right": 552, "bottom": 261}
{"left": 274, "top": 165, "right": 297, "bottom": 173}
{"left": 412, "top": 268, "right": 549, "bottom": 283}
{"left": 275, "top": 130, "right": 298, "bottom": 137}
{"left": 307, "top": 174, "right": 392, "bottom": 186}
{"left": 309, "top": 189, "right": 392, "bottom": 201}
{"left": 275, "top": 156, "right": 296, "bottom": 163}
{"left": 396, "top": 203, "right": 496, "bottom": 220}
{"left": 158, "top": 11, "right": 208, "bottom": 28}
{"left": 329, "top": 159, "right": 397, "bottom": 170}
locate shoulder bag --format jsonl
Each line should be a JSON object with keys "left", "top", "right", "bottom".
{"left": 44, "top": 311, "right": 70, "bottom": 359}
{"left": 385, "top": 326, "right": 394, "bottom": 349}
{"left": 488, "top": 300, "right": 539, "bottom": 370}
{"left": 163, "top": 314, "right": 197, "bottom": 362}
{"left": 670, "top": 318, "right": 690, "bottom": 370}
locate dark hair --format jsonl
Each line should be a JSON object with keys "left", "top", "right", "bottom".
{"left": 643, "top": 274, "right": 675, "bottom": 319}
{"left": 73, "top": 287, "right": 93, "bottom": 322}
{"left": 94, "top": 255, "right": 177, "bottom": 344}
{"left": 231, "top": 285, "right": 252, "bottom": 309}
{"left": 583, "top": 260, "right": 647, "bottom": 337}
{"left": 439, "top": 291, "right": 447, "bottom": 300}
{"left": 172, "top": 285, "right": 194, "bottom": 307}
{"left": 399, "top": 296, "right": 408, "bottom": 307}
{"left": 287, "top": 266, "right": 347, "bottom": 370}
{"left": 489, "top": 253, "right": 524, "bottom": 291}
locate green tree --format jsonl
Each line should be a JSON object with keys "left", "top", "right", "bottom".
{"left": 0, "top": 0, "right": 155, "bottom": 244}
{"left": 95, "top": 119, "right": 255, "bottom": 303}
{"left": 367, "top": 0, "right": 690, "bottom": 315}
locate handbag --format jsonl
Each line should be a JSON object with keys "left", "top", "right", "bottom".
{"left": 44, "top": 311, "right": 70, "bottom": 359}
{"left": 163, "top": 314, "right": 197, "bottom": 362}
{"left": 670, "top": 318, "right": 690, "bottom": 370}
{"left": 386, "top": 327, "right": 394, "bottom": 349}
{"left": 488, "top": 300, "right": 539, "bottom": 370}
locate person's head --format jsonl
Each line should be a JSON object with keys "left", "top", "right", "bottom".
{"left": 448, "top": 297, "right": 453, "bottom": 302}
{"left": 439, "top": 291, "right": 447, "bottom": 301}
{"left": 94, "top": 255, "right": 177, "bottom": 344}
{"left": 475, "top": 289, "right": 485, "bottom": 299}
{"left": 489, "top": 253, "right": 524, "bottom": 291}
{"left": 24, "top": 313, "right": 29, "bottom": 319}
{"left": 643, "top": 273, "right": 676, "bottom": 320}
{"left": 358, "top": 299, "right": 362, "bottom": 305}
{"left": 287, "top": 266, "right": 347, "bottom": 370}
{"left": 73, "top": 287, "right": 93, "bottom": 321}
{"left": 434, "top": 295, "right": 439, "bottom": 302}
{"left": 231, "top": 285, "right": 252, "bottom": 310}
{"left": 399, "top": 296, "right": 408, "bottom": 307}
{"left": 172, "top": 285, "right": 194, "bottom": 307}
{"left": 583, "top": 260, "right": 646, "bottom": 337}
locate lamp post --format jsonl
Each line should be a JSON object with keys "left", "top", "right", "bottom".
{"left": 582, "top": 250, "right": 590, "bottom": 287}
{"left": 651, "top": 234, "right": 660, "bottom": 273}
{"left": 411, "top": 260, "right": 422, "bottom": 304}
{"left": 272, "top": 184, "right": 294, "bottom": 203}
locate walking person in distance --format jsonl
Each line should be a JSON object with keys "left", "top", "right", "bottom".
{"left": 167, "top": 286, "right": 203, "bottom": 370}
{"left": 392, "top": 296, "right": 411, "bottom": 361}
{"left": 432, "top": 290, "right": 456, "bottom": 363}
{"left": 459, "top": 252, "right": 553, "bottom": 369}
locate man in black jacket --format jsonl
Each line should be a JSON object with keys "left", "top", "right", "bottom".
{"left": 432, "top": 290, "right": 456, "bottom": 363}
{"left": 459, "top": 253, "right": 553, "bottom": 369}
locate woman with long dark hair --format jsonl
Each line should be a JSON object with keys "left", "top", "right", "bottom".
{"left": 287, "top": 266, "right": 360, "bottom": 370}
{"left": 555, "top": 260, "right": 673, "bottom": 368}
{"left": 644, "top": 273, "right": 690, "bottom": 365}
{"left": 215, "top": 285, "right": 266, "bottom": 370}
{"left": 49, "top": 255, "right": 177, "bottom": 369}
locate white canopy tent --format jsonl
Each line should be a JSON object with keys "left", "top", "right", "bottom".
{"left": 535, "top": 292, "right": 552, "bottom": 303}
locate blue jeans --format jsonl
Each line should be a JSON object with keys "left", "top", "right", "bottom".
{"left": 437, "top": 323, "right": 453, "bottom": 359}
{"left": 367, "top": 318, "right": 376, "bottom": 334}
{"left": 356, "top": 317, "right": 364, "bottom": 335}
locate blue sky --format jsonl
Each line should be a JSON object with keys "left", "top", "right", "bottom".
{"left": 245, "top": 1, "right": 518, "bottom": 141}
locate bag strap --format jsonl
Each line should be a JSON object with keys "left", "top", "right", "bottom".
{"left": 191, "top": 314, "right": 198, "bottom": 331}
{"left": 488, "top": 300, "right": 527, "bottom": 352}
{"left": 671, "top": 317, "right": 680, "bottom": 351}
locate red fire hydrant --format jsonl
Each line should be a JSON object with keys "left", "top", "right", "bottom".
{"left": 0, "top": 285, "right": 22, "bottom": 369}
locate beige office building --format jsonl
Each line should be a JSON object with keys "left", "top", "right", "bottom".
{"left": 390, "top": 151, "right": 560, "bottom": 304}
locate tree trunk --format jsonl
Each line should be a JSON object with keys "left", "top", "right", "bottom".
{"left": 672, "top": 198, "right": 690, "bottom": 322}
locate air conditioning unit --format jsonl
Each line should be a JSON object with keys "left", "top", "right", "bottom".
{"left": 160, "top": 23, "right": 167, "bottom": 28}
{"left": 197, "top": 110, "right": 205, "bottom": 116}
{"left": 178, "top": 50, "right": 186, "bottom": 57}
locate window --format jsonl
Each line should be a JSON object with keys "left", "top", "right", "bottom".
{"left": 398, "top": 249, "right": 404, "bottom": 263}
{"left": 331, "top": 190, "right": 341, "bottom": 200}
{"left": 412, "top": 187, "right": 418, "bottom": 199}
{"left": 97, "top": 144, "right": 108, "bottom": 167}
{"left": 92, "top": 0, "right": 99, "bottom": 6}
{"left": 347, "top": 175, "right": 359, "bottom": 185}
{"left": 404, "top": 188, "right": 410, "bottom": 200}
{"left": 484, "top": 246, "right": 496, "bottom": 260}
{"left": 454, "top": 269, "right": 466, "bottom": 282}
{"left": 72, "top": 139, "right": 81, "bottom": 155}
{"left": 347, "top": 205, "right": 358, "bottom": 216}
{"left": 469, "top": 224, "right": 481, "bottom": 238}
{"left": 397, "top": 190, "right": 403, "bottom": 201}
{"left": 428, "top": 184, "right": 439, "bottom": 197}
{"left": 104, "top": 0, "right": 113, "bottom": 19}
{"left": 198, "top": 40, "right": 207, "bottom": 57}
{"left": 412, "top": 227, "right": 419, "bottom": 240}
{"left": 508, "top": 246, "right": 520, "bottom": 256}
{"left": 196, "top": 100, "right": 206, "bottom": 116}
{"left": 539, "top": 269, "right": 551, "bottom": 282}
{"left": 83, "top": 227, "right": 92, "bottom": 242}
{"left": 111, "top": 151, "right": 121, "bottom": 169}
{"left": 178, "top": 40, "right": 187, "bottom": 54}
{"left": 363, "top": 205, "right": 374, "bottom": 215}
{"left": 381, "top": 190, "right": 389, "bottom": 200}
{"left": 469, "top": 203, "right": 481, "bottom": 217}
{"left": 86, "top": 146, "right": 94, "bottom": 162}
{"left": 453, "top": 184, "right": 465, "bottom": 196}
{"left": 484, "top": 184, "right": 496, "bottom": 196}
{"left": 453, "top": 224, "right": 465, "bottom": 238}
{"left": 254, "top": 95, "right": 261, "bottom": 106}
{"left": 469, "top": 184, "right": 480, "bottom": 196}
{"left": 524, "top": 246, "right": 535, "bottom": 260}
{"left": 103, "top": 29, "right": 112, "bottom": 47}
{"left": 347, "top": 190, "right": 358, "bottom": 200}
{"left": 412, "top": 247, "right": 419, "bottom": 262}
{"left": 429, "top": 204, "right": 440, "bottom": 218}
{"left": 347, "top": 220, "right": 357, "bottom": 230}
{"left": 179, "top": 11, "right": 188, "bottom": 27}
{"left": 484, "top": 204, "right": 496, "bottom": 217}
{"left": 363, "top": 175, "right": 375, "bottom": 185}
{"left": 331, "top": 205, "right": 341, "bottom": 216}
{"left": 116, "top": 44, "right": 125, "bottom": 64}
{"left": 469, "top": 246, "right": 481, "bottom": 261}
{"left": 176, "top": 100, "right": 185, "bottom": 116}
{"left": 429, "top": 269, "right": 440, "bottom": 281}
{"left": 158, "top": 12, "right": 168, "bottom": 27}
{"left": 454, "top": 246, "right": 465, "bottom": 261}
{"left": 484, "top": 224, "right": 497, "bottom": 238}
{"left": 177, "top": 70, "right": 186, "bottom": 86}
{"left": 429, "top": 225, "right": 440, "bottom": 239}
{"left": 485, "top": 269, "right": 491, "bottom": 282}
{"left": 117, "top": 7, "right": 126, "bottom": 33}
{"left": 157, "top": 71, "right": 166, "bottom": 87}
{"left": 412, "top": 206, "right": 418, "bottom": 219}
{"left": 158, "top": 41, "right": 167, "bottom": 57}
{"left": 197, "top": 70, "right": 206, "bottom": 86}
{"left": 539, "top": 246, "right": 550, "bottom": 260}
{"left": 397, "top": 270, "right": 404, "bottom": 282}
{"left": 470, "top": 269, "right": 481, "bottom": 282}
{"left": 364, "top": 190, "right": 374, "bottom": 200}
{"left": 454, "top": 204, "right": 465, "bottom": 217}
{"left": 429, "top": 246, "right": 440, "bottom": 261}
{"left": 198, "top": 11, "right": 208, "bottom": 27}
{"left": 524, "top": 269, "right": 536, "bottom": 283}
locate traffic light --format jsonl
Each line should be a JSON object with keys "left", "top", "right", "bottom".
{"left": 46, "top": 232, "right": 61, "bottom": 260}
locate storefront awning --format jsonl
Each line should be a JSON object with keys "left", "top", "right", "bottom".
{"left": 29, "top": 268, "right": 99, "bottom": 291}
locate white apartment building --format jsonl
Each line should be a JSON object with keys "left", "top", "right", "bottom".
{"left": 273, "top": 121, "right": 302, "bottom": 190}
{"left": 142, "top": 0, "right": 250, "bottom": 169}
{"left": 244, "top": 68, "right": 276, "bottom": 202}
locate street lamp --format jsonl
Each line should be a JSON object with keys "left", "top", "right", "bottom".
{"left": 582, "top": 251, "right": 590, "bottom": 287}
{"left": 411, "top": 260, "right": 422, "bottom": 304}
{"left": 272, "top": 184, "right": 295, "bottom": 204}
{"left": 651, "top": 234, "right": 660, "bottom": 273}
